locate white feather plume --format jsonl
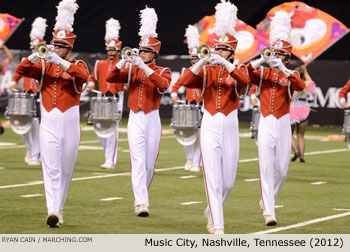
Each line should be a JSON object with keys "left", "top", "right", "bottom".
{"left": 270, "top": 10, "right": 291, "bottom": 44}
{"left": 105, "top": 18, "right": 121, "bottom": 42}
{"left": 30, "top": 17, "right": 47, "bottom": 40}
{"left": 214, "top": 0, "right": 238, "bottom": 37}
{"left": 138, "top": 6, "right": 158, "bottom": 39}
{"left": 185, "top": 25, "right": 200, "bottom": 50}
{"left": 54, "top": 0, "right": 79, "bottom": 32}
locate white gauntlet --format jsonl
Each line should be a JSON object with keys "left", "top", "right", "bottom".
{"left": 116, "top": 58, "right": 127, "bottom": 70}
{"left": 143, "top": 66, "right": 155, "bottom": 77}
{"left": 223, "top": 61, "right": 236, "bottom": 73}
{"left": 28, "top": 53, "right": 40, "bottom": 64}
{"left": 251, "top": 56, "right": 265, "bottom": 70}
{"left": 190, "top": 59, "right": 205, "bottom": 75}
{"left": 59, "top": 60, "right": 71, "bottom": 71}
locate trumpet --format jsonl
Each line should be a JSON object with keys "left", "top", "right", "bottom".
{"left": 198, "top": 44, "right": 211, "bottom": 60}
{"left": 261, "top": 47, "right": 275, "bottom": 60}
{"left": 121, "top": 46, "right": 138, "bottom": 61}
{"left": 35, "top": 42, "right": 49, "bottom": 59}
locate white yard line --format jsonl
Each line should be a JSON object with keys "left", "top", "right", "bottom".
{"left": 311, "top": 181, "right": 327, "bottom": 185}
{"left": 181, "top": 201, "right": 202, "bottom": 205}
{"left": 100, "top": 197, "right": 123, "bottom": 201}
{"left": 20, "top": 194, "right": 43, "bottom": 198}
{"left": 252, "top": 212, "right": 350, "bottom": 234}
{"left": 180, "top": 175, "right": 197, "bottom": 179}
{"left": 244, "top": 178, "right": 260, "bottom": 182}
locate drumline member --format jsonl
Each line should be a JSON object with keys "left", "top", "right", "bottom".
{"left": 181, "top": 0, "right": 250, "bottom": 234}
{"left": 339, "top": 78, "right": 350, "bottom": 109}
{"left": 0, "top": 45, "right": 13, "bottom": 134}
{"left": 171, "top": 25, "right": 203, "bottom": 173}
{"left": 88, "top": 18, "right": 125, "bottom": 169}
{"left": 106, "top": 7, "right": 171, "bottom": 217}
{"left": 246, "top": 10, "right": 305, "bottom": 226}
{"left": 290, "top": 66, "right": 316, "bottom": 163}
{"left": 16, "top": 0, "right": 89, "bottom": 227}
{"left": 9, "top": 17, "right": 47, "bottom": 166}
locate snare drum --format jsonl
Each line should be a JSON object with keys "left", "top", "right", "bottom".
{"left": 170, "top": 103, "right": 200, "bottom": 129}
{"left": 5, "top": 92, "right": 36, "bottom": 135}
{"left": 90, "top": 96, "right": 120, "bottom": 121}
{"left": 89, "top": 96, "right": 121, "bottom": 138}
{"left": 6, "top": 92, "right": 36, "bottom": 117}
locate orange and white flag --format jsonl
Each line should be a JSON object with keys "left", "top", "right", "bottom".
{"left": 0, "top": 13, "right": 24, "bottom": 45}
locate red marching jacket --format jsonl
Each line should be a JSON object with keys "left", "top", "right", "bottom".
{"left": 106, "top": 63, "right": 171, "bottom": 114}
{"left": 180, "top": 65, "right": 250, "bottom": 116}
{"left": 247, "top": 63, "right": 305, "bottom": 119}
{"left": 89, "top": 58, "right": 124, "bottom": 94}
{"left": 16, "top": 58, "right": 89, "bottom": 113}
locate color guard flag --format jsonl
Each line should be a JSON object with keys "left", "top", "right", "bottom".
{"left": 194, "top": 15, "right": 259, "bottom": 65}
{"left": 255, "top": 1, "right": 349, "bottom": 64}
{"left": 0, "top": 13, "right": 24, "bottom": 45}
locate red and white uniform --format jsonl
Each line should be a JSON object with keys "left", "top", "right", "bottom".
{"left": 247, "top": 63, "right": 305, "bottom": 217}
{"left": 107, "top": 62, "right": 171, "bottom": 207}
{"left": 171, "top": 71, "right": 203, "bottom": 168}
{"left": 339, "top": 79, "right": 350, "bottom": 105}
{"left": 181, "top": 65, "right": 249, "bottom": 230}
{"left": 11, "top": 72, "right": 41, "bottom": 162}
{"left": 16, "top": 57, "right": 89, "bottom": 216}
{"left": 89, "top": 58, "right": 125, "bottom": 166}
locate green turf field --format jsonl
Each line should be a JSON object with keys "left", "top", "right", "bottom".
{"left": 0, "top": 119, "right": 349, "bottom": 234}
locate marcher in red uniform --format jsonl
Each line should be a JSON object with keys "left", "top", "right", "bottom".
{"left": 246, "top": 10, "right": 305, "bottom": 226}
{"left": 171, "top": 25, "right": 203, "bottom": 172}
{"left": 180, "top": 1, "right": 249, "bottom": 234}
{"left": 9, "top": 17, "right": 47, "bottom": 166}
{"left": 16, "top": 0, "right": 89, "bottom": 227}
{"left": 339, "top": 79, "right": 350, "bottom": 109}
{"left": 106, "top": 7, "right": 171, "bottom": 217}
{"left": 88, "top": 18, "right": 124, "bottom": 169}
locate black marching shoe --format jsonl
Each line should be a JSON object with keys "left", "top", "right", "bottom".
{"left": 291, "top": 152, "right": 300, "bottom": 162}
{"left": 300, "top": 157, "right": 306, "bottom": 163}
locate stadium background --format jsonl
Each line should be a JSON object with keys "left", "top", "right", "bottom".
{"left": 0, "top": 0, "right": 349, "bottom": 125}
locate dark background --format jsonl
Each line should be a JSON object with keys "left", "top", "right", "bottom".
{"left": 2, "top": 0, "right": 350, "bottom": 59}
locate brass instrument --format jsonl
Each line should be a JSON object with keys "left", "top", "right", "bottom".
{"left": 261, "top": 47, "right": 275, "bottom": 60}
{"left": 121, "top": 46, "right": 139, "bottom": 61}
{"left": 198, "top": 44, "right": 211, "bottom": 60}
{"left": 35, "top": 42, "right": 49, "bottom": 59}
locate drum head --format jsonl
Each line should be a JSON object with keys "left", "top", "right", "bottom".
{"left": 93, "top": 120, "right": 116, "bottom": 138}
{"left": 175, "top": 128, "right": 198, "bottom": 146}
{"left": 10, "top": 116, "right": 32, "bottom": 135}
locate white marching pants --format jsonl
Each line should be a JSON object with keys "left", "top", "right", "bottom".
{"left": 128, "top": 109, "right": 161, "bottom": 207}
{"left": 200, "top": 109, "right": 239, "bottom": 230}
{"left": 40, "top": 106, "right": 80, "bottom": 215}
{"left": 97, "top": 122, "right": 119, "bottom": 165}
{"left": 21, "top": 117, "right": 40, "bottom": 161}
{"left": 184, "top": 133, "right": 201, "bottom": 167}
{"left": 258, "top": 114, "right": 291, "bottom": 217}
{"left": 96, "top": 91, "right": 124, "bottom": 165}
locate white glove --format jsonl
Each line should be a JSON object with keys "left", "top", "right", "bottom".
{"left": 209, "top": 53, "right": 226, "bottom": 66}
{"left": 116, "top": 58, "right": 127, "bottom": 70}
{"left": 133, "top": 56, "right": 154, "bottom": 77}
{"left": 251, "top": 56, "right": 265, "bottom": 70}
{"left": 271, "top": 58, "right": 293, "bottom": 77}
{"left": 190, "top": 58, "right": 205, "bottom": 75}
{"left": 171, "top": 92, "right": 178, "bottom": 103}
{"left": 28, "top": 53, "right": 40, "bottom": 64}
{"left": 46, "top": 51, "right": 62, "bottom": 65}
{"left": 87, "top": 81, "right": 95, "bottom": 91}
{"left": 9, "top": 81, "right": 17, "bottom": 91}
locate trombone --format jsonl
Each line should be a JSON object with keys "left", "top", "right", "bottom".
{"left": 121, "top": 47, "right": 139, "bottom": 61}
{"left": 261, "top": 47, "right": 275, "bottom": 60}
{"left": 198, "top": 44, "right": 211, "bottom": 61}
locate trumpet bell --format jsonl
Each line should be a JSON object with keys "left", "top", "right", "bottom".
{"left": 35, "top": 42, "right": 48, "bottom": 59}
{"left": 198, "top": 44, "right": 211, "bottom": 59}
{"left": 261, "top": 47, "right": 275, "bottom": 60}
